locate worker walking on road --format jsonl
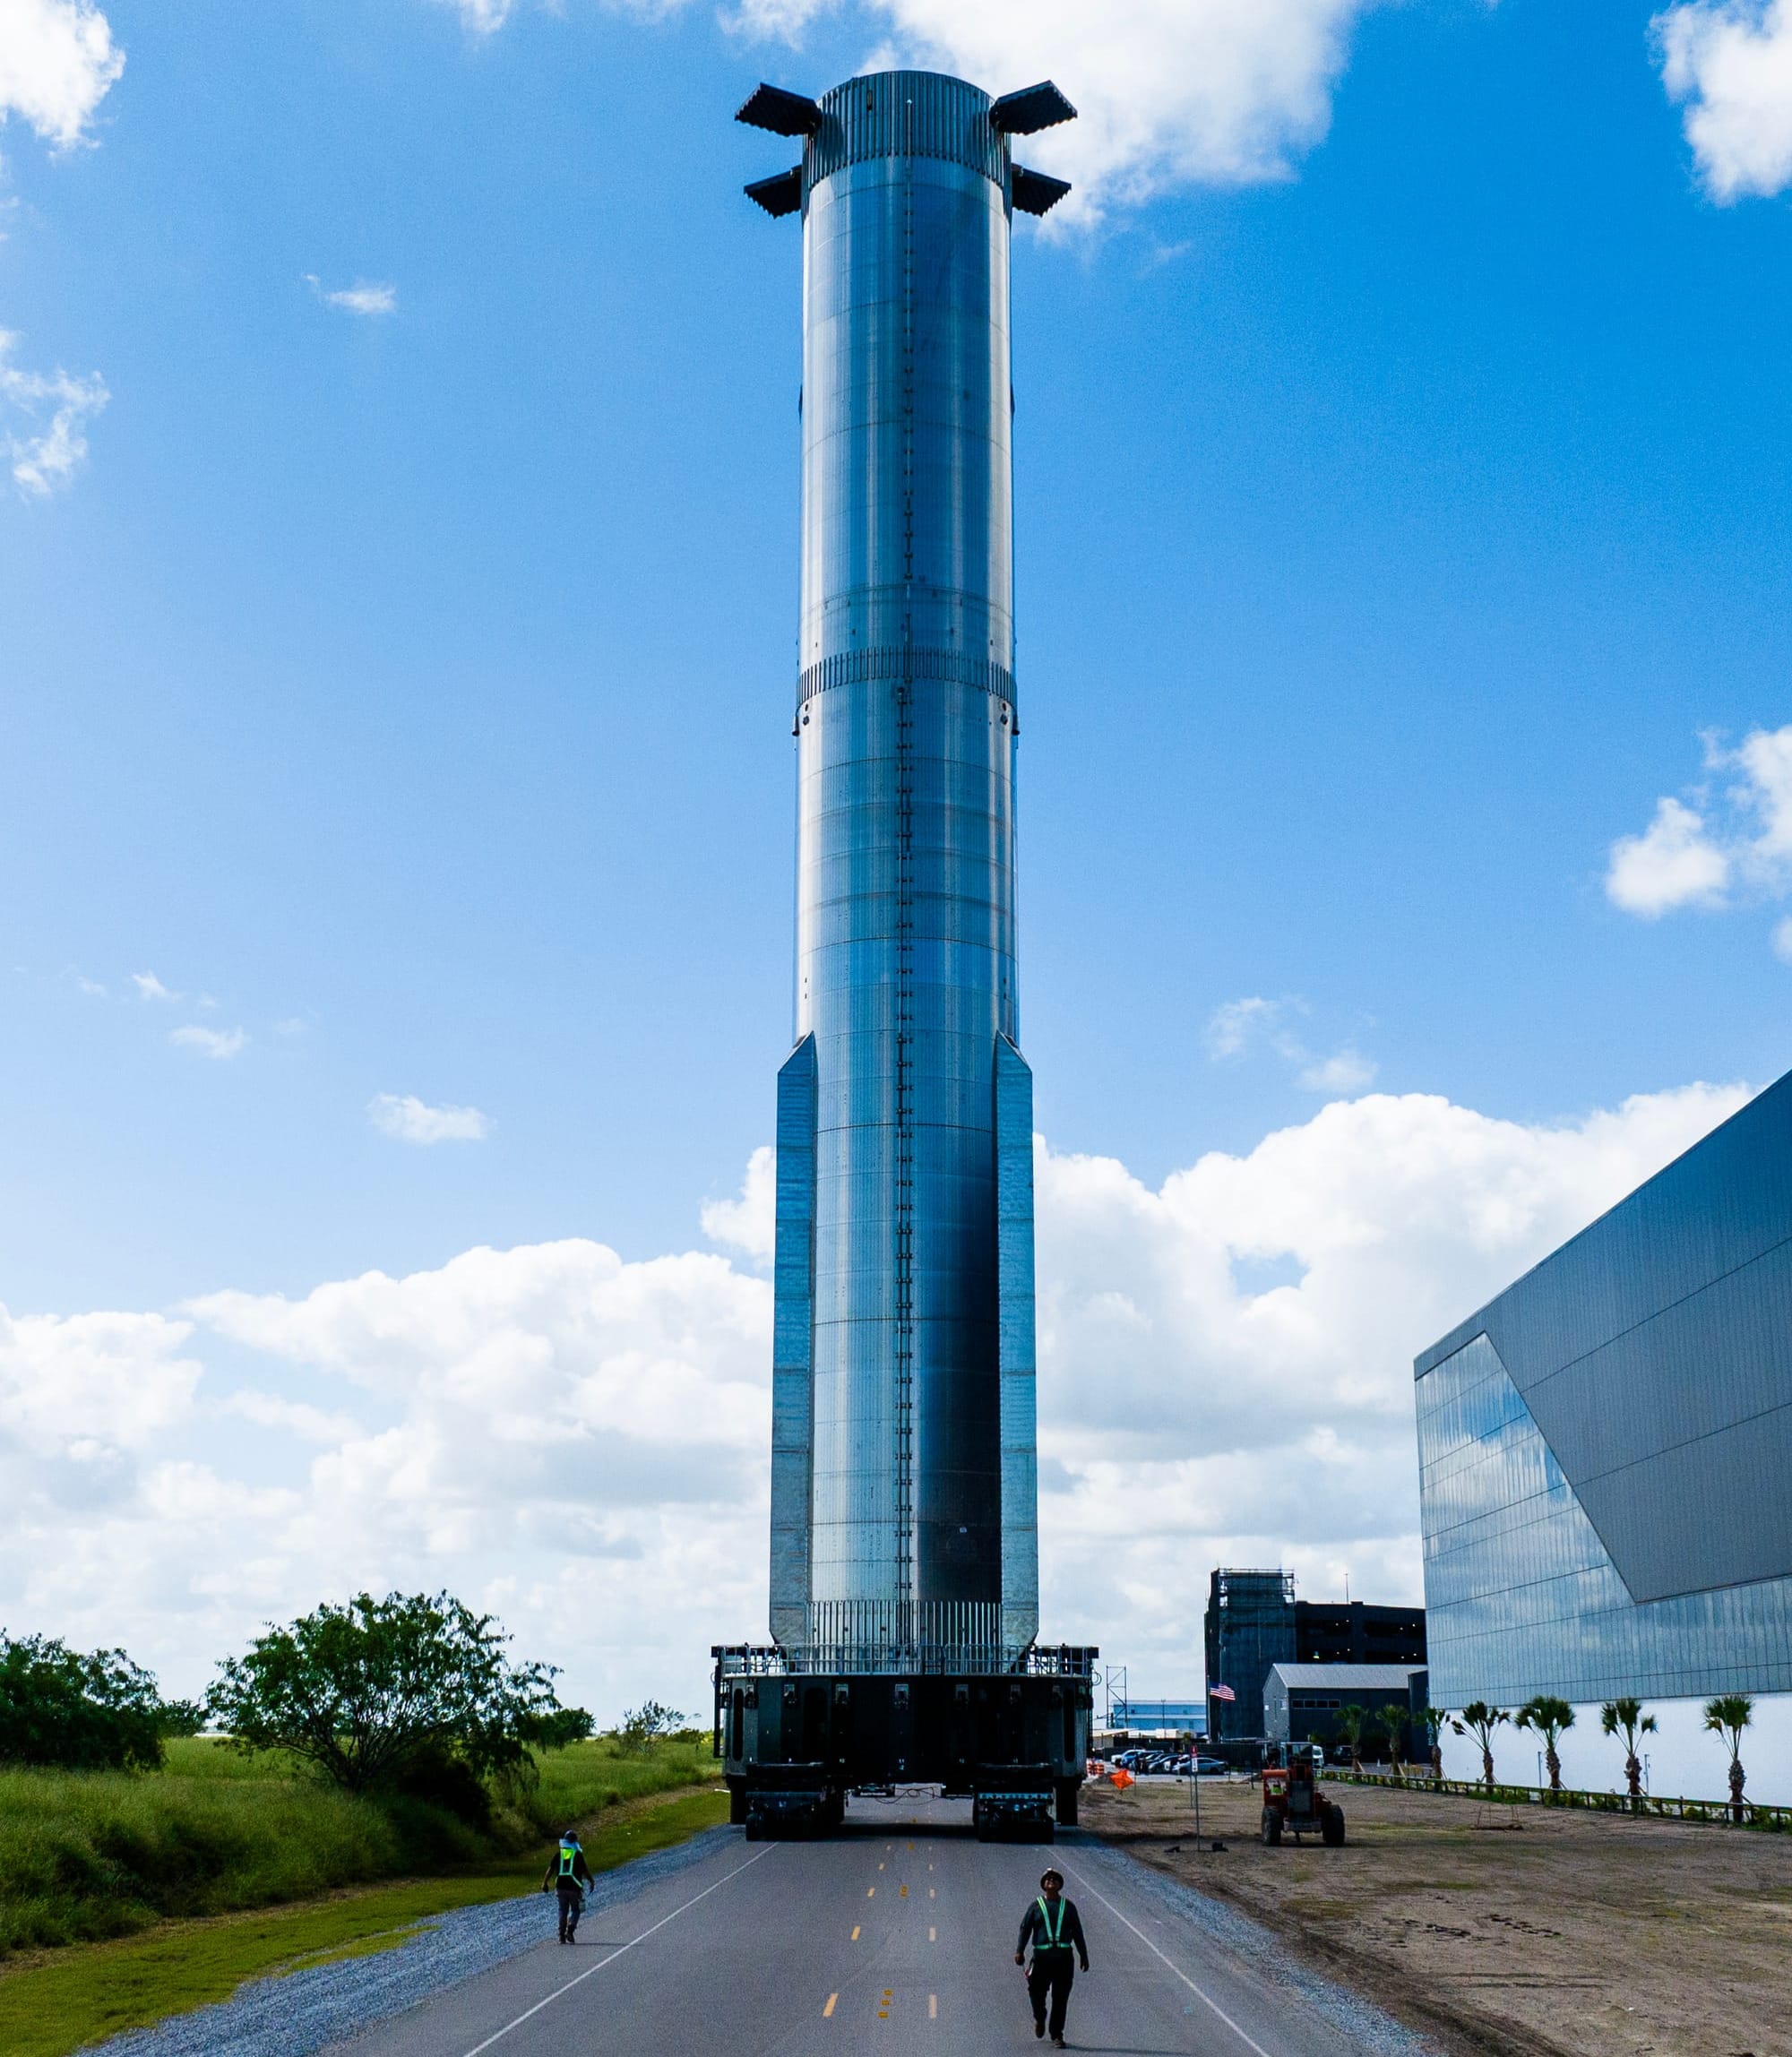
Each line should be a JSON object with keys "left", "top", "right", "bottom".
{"left": 1014, "top": 1866, "right": 1090, "bottom": 2047}
{"left": 541, "top": 1830, "right": 594, "bottom": 1943}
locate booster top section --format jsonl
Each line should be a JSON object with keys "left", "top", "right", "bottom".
{"left": 738, "top": 71, "right": 1074, "bottom": 220}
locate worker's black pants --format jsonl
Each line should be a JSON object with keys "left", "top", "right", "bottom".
{"left": 556, "top": 1883, "right": 582, "bottom": 1942}
{"left": 1028, "top": 1953, "right": 1075, "bottom": 2038}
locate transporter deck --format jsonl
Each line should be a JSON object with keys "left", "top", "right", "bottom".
{"left": 715, "top": 1645, "right": 1097, "bottom": 1839}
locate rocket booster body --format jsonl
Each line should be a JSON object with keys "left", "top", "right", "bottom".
{"left": 746, "top": 72, "right": 1074, "bottom": 1668}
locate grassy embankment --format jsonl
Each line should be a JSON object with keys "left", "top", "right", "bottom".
{"left": 0, "top": 1734, "right": 726, "bottom": 2057}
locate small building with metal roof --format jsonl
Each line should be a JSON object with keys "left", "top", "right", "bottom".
{"left": 1262, "top": 1663, "right": 1427, "bottom": 1754}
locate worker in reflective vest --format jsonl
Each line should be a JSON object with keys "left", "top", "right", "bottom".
{"left": 1013, "top": 1867, "right": 1090, "bottom": 2047}
{"left": 541, "top": 1831, "right": 595, "bottom": 1943}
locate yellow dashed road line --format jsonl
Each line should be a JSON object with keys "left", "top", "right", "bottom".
{"left": 866, "top": 1887, "right": 875, "bottom": 1898}
{"left": 929, "top": 1994, "right": 938, "bottom": 2019}
{"left": 823, "top": 1993, "right": 838, "bottom": 2018}
{"left": 928, "top": 1926, "right": 935, "bottom": 1942}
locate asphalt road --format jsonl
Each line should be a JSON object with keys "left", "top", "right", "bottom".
{"left": 323, "top": 1795, "right": 1401, "bottom": 2057}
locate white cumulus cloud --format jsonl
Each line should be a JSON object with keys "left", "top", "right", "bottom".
{"left": 0, "top": 0, "right": 124, "bottom": 149}
{"left": 304, "top": 275, "right": 398, "bottom": 317}
{"left": 171, "top": 1024, "right": 247, "bottom": 1060}
{"left": 0, "top": 331, "right": 108, "bottom": 496}
{"left": 1606, "top": 796, "right": 1731, "bottom": 915}
{"left": 1032, "top": 1080, "right": 1748, "bottom": 1672}
{"left": 0, "top": 1080, "right": 1748, "bottom": 1711}
{"left": 701, "top": 1144, "right": 777, "bottom": 1265}
{"left": 1607, "top": 726, "right": 1792, "bottom": 939}
{"left": 846, "top": 0, "right": 1381, "bottom": 211}
{"left": 132, "top": 970, "right": 178, "bottom": 1002}
{"left": 368, "top": 1093, "right": 491, "bottom": 1144}
{"left": 1657, "top": 0, "right": 1792, "bottom": 200}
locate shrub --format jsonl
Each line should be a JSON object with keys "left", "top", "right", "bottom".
{"left": 0, "top": 1635, "right": 176, "bottom": 1772}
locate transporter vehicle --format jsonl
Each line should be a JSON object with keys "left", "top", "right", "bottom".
{"left": 1261, "top": 1743, "right": 1346, "bottom": 1846}
{"left": 715, "top": 1651, "right": 1094, "bottom": 1840}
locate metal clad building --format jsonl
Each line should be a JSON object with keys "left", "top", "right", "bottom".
{"left": 752, "top": 73, "right": 1074, "bottom": 1669}
{"left": 1416, "top": 1071, "right": 1792, "bottom": 1708}
{"left": 1263, "top": 1665, "right": 1426, "bottom": 1748}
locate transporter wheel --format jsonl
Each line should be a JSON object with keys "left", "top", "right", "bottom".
{"left": 1055, "top": 1780, "right": 1080, "bottom": 1828}
{"left": 1261, "top": 1808, "right": 1282, "bottom": 1847}
{"left": 728, "top": 1784, "right": 748, "bottom": 1827}
{"left": 1322, "top": 1803, "right": 1346, "bottom": 1847}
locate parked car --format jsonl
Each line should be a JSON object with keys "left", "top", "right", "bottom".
{"left": 1194, "top": 1755, "right": 1228, "bottom": 1777}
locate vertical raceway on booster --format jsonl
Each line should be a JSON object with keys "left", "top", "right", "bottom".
{"left": 718, "top": 72, "right": 1094, "bottom": 1839}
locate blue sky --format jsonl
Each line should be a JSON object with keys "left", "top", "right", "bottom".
{"left": 6, "top": 0, "right": 1792, "bottom": 1711}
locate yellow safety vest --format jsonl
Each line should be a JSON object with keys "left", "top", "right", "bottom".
{"left": 557, "top": 1843, "right": 582, "bottom": 1879}
{"left": 1035, "top": 1897, "right": 1067, "bottom": 1949}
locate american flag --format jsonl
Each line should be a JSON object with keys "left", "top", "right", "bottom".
{"left": 1209, "top": 1683, "right": 1236, "bottom": 1702}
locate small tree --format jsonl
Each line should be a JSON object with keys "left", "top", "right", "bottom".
{"left": 1336, "top": 1703, "right": 1368, "bottom": 1774}
{"left": 1422, "top": 1706, "right": 1447, "bottom": 1784}
{"left": 618, "top": 1700, "right": 685, "bottom": 1754}
{"left": 530, "top": 1706, "right": 596, "bottom": 1751}
{"left": 0, "top": 1632, "right": 176, "bottom": 1771}
{"left": 1515, "top": 1696, "right": 1574, "bottom": 1795}
{"left": 1703, "top": 1694, "right": 1753, "bottom": 1823}
{"left": 1379, "top": 1703, "right": 1412, "bottom": 1784}
{"left": 207, "top": 1591, "right": 562, "bottom": 1796}
{"left": 1599, "top": 1697, "right": 1656, "bottom": 1808}
{"left": 1451, "top": 1701, "right": 1510, "bottom": 1792}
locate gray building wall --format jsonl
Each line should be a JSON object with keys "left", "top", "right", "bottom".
{"left": 1416, "top": 1071, "right": 1792, "bottom": 1708}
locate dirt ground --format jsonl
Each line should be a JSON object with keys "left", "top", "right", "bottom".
{"left": 1081, "top": 1773, "right": 1792, "bottom": 2057}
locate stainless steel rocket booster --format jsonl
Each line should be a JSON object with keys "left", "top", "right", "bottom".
{"left": 738, "top": 73, "right": 1075, "bottom": 1672}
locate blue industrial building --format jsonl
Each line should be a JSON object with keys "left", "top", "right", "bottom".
{"left": 1416, "top": 1072, "right": 1792, "bottom": 1724}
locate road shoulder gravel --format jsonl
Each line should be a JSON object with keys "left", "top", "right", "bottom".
{"left": 77, "top": 1826, "right": 743, "bottom": 2057}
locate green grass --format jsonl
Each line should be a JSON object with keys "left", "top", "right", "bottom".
{"left": 0, "top": 1786, "right": 729, "bottom": 2057}
{"left": 0, "top": 1734, "right": 718, "bottom": 1956}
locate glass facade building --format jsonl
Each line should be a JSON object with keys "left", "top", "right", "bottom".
{"left": 1417, "top": 1072, "right": 1792, "bottom": 1708}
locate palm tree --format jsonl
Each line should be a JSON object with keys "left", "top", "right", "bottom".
{"left": 1451, "top": 1701, "right": 1510, "bottom": 1792}
{"left": 1599, "top": 1697, "right": 1657, "bottom": 1809}
{"left": 1703, "top": 1694, "right": 1753, "bottom": 1823}
{"left": 1379, "top": 1703, "right": 1412, "bottom": 1784}
{"left": 1422, "top": 1706, "right": 1447, "bottom": 1784}
{"left": 1515, "top": 1696, "right": 1575, "bottom": 1795}
{"left": 1336, "top": 1703, "right": 1368, "bottom": 1774}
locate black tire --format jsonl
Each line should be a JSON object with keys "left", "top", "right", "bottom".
{"left": 1261, "top": 1807, "right": 1282, "bottom": 1846}
{"left": 1322, "top": 1803, "right": 1346, "bottom": 1847}
{"left": 728, "top": 1783, "right": 748, "bottom": 1827}
{"left": 1056, "top": 1780, "right": 1081, "bottom": 1828}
